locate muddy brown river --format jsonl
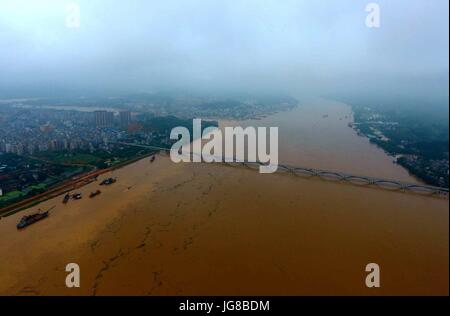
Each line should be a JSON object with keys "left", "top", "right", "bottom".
{"left": 0, "top": 99, "right": 447, "bottom": 295}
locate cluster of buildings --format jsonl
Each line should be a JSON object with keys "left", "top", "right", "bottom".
{"left": 0, "top": 105, "right": 177, "bottom": 201}
{"left": 0, "top": 106, "right": 134, "bottom": 156}
{"left": 93, "top": 110, "right": 131, "bottom": 128}
{"left": 397, "top": 154, "right": 449, "bottom": 188}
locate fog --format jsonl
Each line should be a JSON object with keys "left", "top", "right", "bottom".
{"left": 0, "top": 0, "right": 448, "bottom": 102}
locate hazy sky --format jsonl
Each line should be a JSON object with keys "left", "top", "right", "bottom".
{"left": 0, "top": 0, "right": 448, "bottom": 99}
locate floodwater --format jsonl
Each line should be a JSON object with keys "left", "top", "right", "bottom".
{"left": 0, "top": 99, "right": 447, "bottom": 295}
{"left": 219, "top": 98, "right": 419, "bottom": 182}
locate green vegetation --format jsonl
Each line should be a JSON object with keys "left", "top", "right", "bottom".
{"left": 0, "top": 145, "right": 154, "bottom": 210}
{"left": 33, "top": 145, "right": 151, "bottom": 169}
{"left": 0, "top": 190, "right": 25, "bottom": 202}
{"left": 0, "top": 185, "right": 48, "bottom": 208}
{"left": 351, "top": 104, "right": 449, "bottom": 188}
{"left": 0, "top": 153, "right": 87, "bottom": 209}
{"left": 36, "top": 152, "right": 102, "bottom": 166}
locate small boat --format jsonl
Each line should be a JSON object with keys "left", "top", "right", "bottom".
{"left": 100, "top": 178, "right": 117, "bottom": 186}
{"left": 63, "top": 193, "right": 70, "bottom": 204}
{"left": 89, "top": 190, "right": 101, "bottom": 198}
{"left": 72, "top": 193, "right": 82, "bottom": 200}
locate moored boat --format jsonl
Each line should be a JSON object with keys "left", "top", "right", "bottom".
{"left": 89, "top": 190, "right": 101, "bottom": 198}
{"left": 100, "top": 177, "right": 117, "bottom": 186}
{"left": 17, "top": 206, "right": 55, "bottom": 229}
{"left": 63, "top": 193, "right": 70, "bottom": 204}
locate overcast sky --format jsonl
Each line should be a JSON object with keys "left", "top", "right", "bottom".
{"left": 0, "top": 0, "right": 448, "bottom": 100}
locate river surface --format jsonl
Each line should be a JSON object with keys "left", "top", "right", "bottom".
{"left": 0, "top": 98, "right": 447, "bottom": 295}
{"left": 219, "top": 98, "right": 419, "bottom": 183}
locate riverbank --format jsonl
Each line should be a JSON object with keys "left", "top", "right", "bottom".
{"left": 0, "top": 152, "right": 155, "bottom": 217}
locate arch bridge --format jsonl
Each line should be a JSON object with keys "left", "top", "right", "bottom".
{"left": 113, "top": 142, "right": 449, "bottom": 197}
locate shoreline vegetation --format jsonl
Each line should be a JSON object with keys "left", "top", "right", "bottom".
{"left": 349, "top": 104, "right": 449, "bottom": 188}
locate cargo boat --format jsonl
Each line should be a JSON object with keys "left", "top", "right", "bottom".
{"left": 17, "top": 206, "right": 54, "bottom": 229}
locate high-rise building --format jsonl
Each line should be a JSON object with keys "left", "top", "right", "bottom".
{"left": 27, "top": 144, "right": 35, "bottom": 155}
{"left": 16, "top": 143, "right": 24, "bottom": 155}
{"left": 119, "top": 111, "right": 132, "bottom": 127}
{"left": 5, "top": 143, "right": 12, "bottom": 153}
{"left": 94, "top": 111, "right": 114, "bottom": 127}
